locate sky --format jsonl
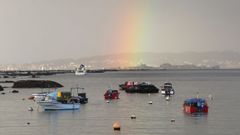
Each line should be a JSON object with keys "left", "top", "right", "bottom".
{"left": 0, "top": 0, "right": 240, "bottom": 64}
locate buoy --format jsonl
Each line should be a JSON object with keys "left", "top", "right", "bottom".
{"left": 106, "top": 100, "right": 110, "bottom": 103}
{"left": 113, "top": 122, "right": 121, "bottom": 130}
{"left": 171, "top": 119, "right": 175, "bottom": 123}
{"left": 130, "top": 114, "right": 136, "bottom": 119}
{"left": 148, "top": 101, "right": 153, "bottom": 104}
{"left": 28, "top": 107, "right": 33, "bottom": 111}
{"left": 208, "top": 94, "right": 213, "bottom": 100}
{"left": 27, "top": 122, "right": 30, "bottom": 125}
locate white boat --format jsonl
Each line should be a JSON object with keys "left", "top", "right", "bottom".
{"left": 36, "top": 91, "right": 80, "bottom": 111}
{"left": 37, "top": 100, "right": 80, "bottom": 110}
{"left": 32, "top": 92, "right": 48, "bottom": 101}
{"left": 75, "top": 64, "right": 86, "bottom": 75}
{"left": 161, "top": 82, "right": 175, "bottom": 95}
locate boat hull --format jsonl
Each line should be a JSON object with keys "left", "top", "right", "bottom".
{"left": 161, "top": 90, "right": 175, "bottom": 95}
{"left": 183, "top": 105, "right": 208, "bottom": 114}
{"left": 37, "top": 101, "right": 80, "bottom": 110}
{"left": 75, "top": 72, "right": 86, "bottom": 76}
{"left": 104, "top": 91, "right": 119, "bottom": 100}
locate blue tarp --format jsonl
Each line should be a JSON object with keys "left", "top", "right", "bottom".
{"left": 184, "top": 98, "right": 206, "bottom": 104}
{"left": 47, "top": 91, "right": 57, "bottom": 100}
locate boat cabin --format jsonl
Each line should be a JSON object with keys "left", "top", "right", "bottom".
{"left": 163, "top": 82, "right": 173, "bottom": 89}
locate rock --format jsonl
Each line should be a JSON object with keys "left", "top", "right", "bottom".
{"left": 0, "top": 85, "right": 3, "bottom": 91}
{"left": 12, "top": 80, "right": 63, "bottom": 88}
{"left": 12, "top": 90, "right": 19, "bottom": 93}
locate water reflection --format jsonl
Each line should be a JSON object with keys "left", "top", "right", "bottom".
{"left": 183, "top": 113, "right": 208, "bottom": 134}
{"left": 38, "top": 110, "right": 80, "bottom": 135}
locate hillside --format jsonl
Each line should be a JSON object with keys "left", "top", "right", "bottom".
{"left": 1, "top": 51, "right": 240, "bottom": 70}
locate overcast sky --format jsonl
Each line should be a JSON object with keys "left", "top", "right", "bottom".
{"left": 0, "top": 0, "right": 240, "bottom": 64}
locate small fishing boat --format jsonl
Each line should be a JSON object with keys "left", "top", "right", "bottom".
{"left": 36, "top": 87, "right": 88, "bottom": 111}
{"left": 183, "top": 98, "right": 208, "bottom": 114}
{"left": 75, "top": 64, "right": 86, "bottom": 75}
{"left": 125, "top": 82, "right": 159, "bottom": 93}
{"left": 37, "top": 91, "right": 80, "bottom": 110}
{"left": 71, "top": 87, "right": 88, "bottom": 104}
{"left": 104, "top": 89, "right": 119, "bottom": 99}
{"left": 119, "top": 81, "right": 138, "bottom": 90}
{"left": 31, "top": 92, "right": 49, "bottom": 101}
{"left": 161, "top": 82, "right": 175, "bottom": 95}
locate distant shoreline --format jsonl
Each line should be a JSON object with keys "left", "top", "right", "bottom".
{"left": 1, "top": 68, "right": 240, "bottom": 77}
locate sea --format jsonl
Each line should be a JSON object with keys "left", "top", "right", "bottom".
{"left": 0, "top": 69, "right": 240, "bottom": 135}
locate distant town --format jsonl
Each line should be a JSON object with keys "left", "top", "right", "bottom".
{"left": 1, "top": 52, "right": 240, "bottom": 71}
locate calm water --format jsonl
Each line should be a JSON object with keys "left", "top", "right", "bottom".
{"left": 0, "top": 70, "right": 240, "bottom": 135}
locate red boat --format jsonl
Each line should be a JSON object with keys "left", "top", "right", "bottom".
{"left": 183, "top": 98, "right": 208, "bottom": 114}
{"left": 104, "top": 89, "right": 119, "bottom": 100}
{"left": 119, "top": 81, "right": 138, "bottom": 90}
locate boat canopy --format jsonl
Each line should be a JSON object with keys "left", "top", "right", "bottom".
{"left": 184, "top": 98, "right": 206, "bottom": 105}
{"left": 107, "top": 89, "right": 118, "bottom": 93}
{"left": 164, "top": 82, "right": 172, "bottom": 86}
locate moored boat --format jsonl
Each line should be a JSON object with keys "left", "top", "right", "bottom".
{"left": 75, "top": 64, "right": 86, "bottom": 75}
{"left": 37, "top": 91, "right": 80, "bottom": 111}
{"left": 72, "top": 87, "right": 88, "bottom": 104}
{"left": 119, "top": 81, "right": 138, "bottom": 90}
{"left": 104, "top": 89, "right": 119, "bottom": 99}
{"left": 125, "top": 82, "right": 159, "bottom": 93}
{"left": 36, "top": 87, "right": 89, "bottom": 111}
{"left": 183, "top": 98, "right": 208, "bottom": 114}
{"left": 161, "top": 82, "right": 175, "bottom": 95}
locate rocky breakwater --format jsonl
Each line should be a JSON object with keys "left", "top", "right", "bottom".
{"left": 12, "top": 80, "right": 63, "bottom": 88}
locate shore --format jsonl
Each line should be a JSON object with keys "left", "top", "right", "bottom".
{"left": 1, "top": 68, "right": 239, "bottom": 78}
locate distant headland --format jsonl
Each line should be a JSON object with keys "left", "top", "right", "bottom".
{"left": 1, "top": 52, "right": 240, "bottom": 71}
{"left": 0, "top": 62, "right": 222, "bottom": 78}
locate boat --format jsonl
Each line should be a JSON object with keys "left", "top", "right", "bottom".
{"left": 31, "top": 92, "right": 49, "bottom": 101}
{"left": 119, "top": 81, "right": 138, "bottom": 90}
{"left": 161, "top": 82, "right": 175, "bottom": 95}
{"left": 104, "top": 89, "right": 119, "bottom": 99}
{"left": 183, "top": 98, "right": 208, "bottom": 114}
{"left": 37, "top": 87, "right": 89, "bottom": 110}
{"left": 75, "top": 64, "right": 86, "bottom": 75}
{"left": 37, "top": 91, "right": 80, "bottom": 110}
{"left": 71, "top": 87, "right": 88, "bottom": 104}
{"left": 30, "top": 89, "right": 54, "bottom": 101}
{"left": 125, "top": 82, "right": 159, "bottom": 93}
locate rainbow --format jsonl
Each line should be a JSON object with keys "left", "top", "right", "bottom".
{"left": 111, "top": 2, "right": 155, "bottom": 68}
